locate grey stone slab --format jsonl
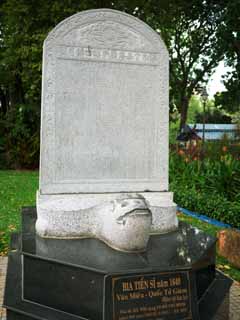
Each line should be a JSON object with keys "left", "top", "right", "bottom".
{"left": 39, "top": 9, "right": 169, "bottom": 194}
{"left": 37, "top": 9, "right": 177, "bottom": 245}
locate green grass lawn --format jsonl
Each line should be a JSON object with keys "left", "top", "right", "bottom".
{"left": 0, "top": 170, "right": 38, "bottom": 255}
{"left": 178, "top": 213, "right": 240, "bottom": 282}
{"left": 0, "top": 170, "right": 239, "bottom": 282}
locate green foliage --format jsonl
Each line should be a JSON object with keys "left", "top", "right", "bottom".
{"left": 0, "top": 0, "right": 176, "bottom": 167}
{"left": 1, "top": 1, "right": 237, "bottom": 134}
{"left": 188, "top": 95, "right": 233, "bottom": 124}
{"left": 0, "top": 0, "right": 172, "bottom": 110}
{"left": 0, "top": 104, "right": 40, "bottom": 168}
{"left": 0, "top": 0, "right": 102, "bottom": 106}
{"left": 1, "top": 169, "right": 240, "bottom": 281}
{"left": 169, "top": 121, "right": 180, "bottom": 144}
{"left": 170, "top": 147, "right": 240, "bottom": 228}
{"left": 174, "top": 188, "right": 240, "bottom": 227}
{"left": 215, "top": 1, "right": 240, "bottom": 115}
{"left": 165, "top": 0, "right": 240, "bottom": 129}
{"left": 0, "top": 0, "right": 239, "bottom": 167}
{"left": 178, "top": 213, "right": 240, "bottom": 282}
{"left": 215, "top": 84, "right": 240, "bottom": 114}
{"left": 164, "top": 1, "right": 227, "bottom": 129}
{"left": 195, "top": 107, "right": 232, "bottom": 123}
{"left": 0, "top": 170, "right": 38, "bottom": 255}
{"left": 187, "top": 95, "right": 202, "bottom": 123}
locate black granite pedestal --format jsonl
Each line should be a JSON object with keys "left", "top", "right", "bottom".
{"left": 4, "top": 207, "right": 232, "bottom": 320}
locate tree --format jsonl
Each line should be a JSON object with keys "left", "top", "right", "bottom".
{"left": 109, "top": 1, "right": 230, "bottom": 131}
{"left": 214, "top": 78, "right": 240, "bottom": 114}
{"left": 214, "top": 0, "right": 240, "bottom": 115}
{"left": 0, "top": 0, "right": 125, "bottom": 110}
{"left": 0, "top": 0, "right": 239, "bottom": 167}
{"left": 158, "top": 1, "right": 228, "bottom": 130}
{"left": 0, "top": 0, "right": 228, "bottom": 126}
{"left": 0, "top": 0, "right": 117, "bottom": 167}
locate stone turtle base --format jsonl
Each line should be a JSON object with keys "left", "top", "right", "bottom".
{"left": 2, "top": 207, "right": 237, "bottom": 320}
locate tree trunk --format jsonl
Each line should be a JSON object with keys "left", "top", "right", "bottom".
{"left": 9, "top": 74, "right": 24, "bottom": 108}
{"left": 179, "top": 96, "right": 190, "bottom": 131}
{"left": 0, "top": 88, "right": 7, "bottom": 115}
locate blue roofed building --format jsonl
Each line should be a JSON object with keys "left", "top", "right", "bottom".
{"left": 189, "top": 124, "right": 239, "bottom": 140}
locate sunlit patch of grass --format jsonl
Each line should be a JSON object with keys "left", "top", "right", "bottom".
{"left": 178, "top": 212, "right": 240, "bottom": 282}
{"left": 0, "top": 171, "right": 239, "bottom": 282}
{"left": 0, "top": 170, "right": 38, "bottom": 254}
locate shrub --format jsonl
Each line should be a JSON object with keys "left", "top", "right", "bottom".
{"left": 172, "top": 186, "right": 240, "bottom": 228}
{"left": 195, "top": 108, "right": 232, "bottom": 123}
{"left": 0, "top": 104, "right": 40, "bottom": 169}
{"left": 170, "top": 146, "right": 240, "bottom": 228}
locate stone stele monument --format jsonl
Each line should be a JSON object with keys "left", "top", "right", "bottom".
{"left": 4, "top": 9, "right": 232, "bottom": 320}
{"left": 36, "top": 8, "right": 178, "bottom": 251}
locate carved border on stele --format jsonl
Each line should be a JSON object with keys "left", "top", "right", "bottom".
{"left": 44, "top": 9, "right": 168, "bottom": 53}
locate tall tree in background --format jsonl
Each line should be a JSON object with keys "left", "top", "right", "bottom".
{"left": 215, "top": 0, "right": 240, "bottom": 115}
{"left": 0, "top": 0, "right": 170, "bottom": 113}
{"left": 119, "top": 1, "right": 236, "bottom": 130}
{"left": 0, "top": 1, "right": 228, "bottom": 118}
{"left": 0, "top": 0, "right": 102, "bottom": 110}
{"left": 0, "top": 0, "right": 239, "bottom": 167}
{"left": 0, "top": 0, "right": 116, "bottom": 167}
{"left": 159, "top": 1, "right": 226, "bottom": 130}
